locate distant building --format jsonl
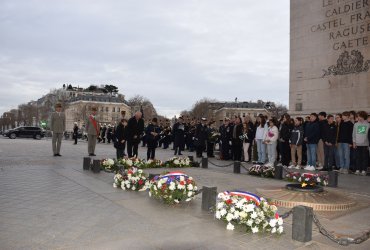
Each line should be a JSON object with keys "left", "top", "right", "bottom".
{"left": 209, "top": 101, "right": 270, "bottom": 126}
{"left": 64, "top": 94, "right": 131, "bottom": 131}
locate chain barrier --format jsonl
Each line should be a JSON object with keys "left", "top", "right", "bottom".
{"left": 208, "top": 159, "right": 235, "bottom": 168}
{"left": 312, "top": 212, "right": 370, "bottom": 246}
{"left": 280, "top": 209, "right": 293, "bottom": 219}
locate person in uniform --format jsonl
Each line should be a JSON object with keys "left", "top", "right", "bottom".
{"left": 219, "top": 118, "right": 232, "bottom": 160}
{"left": 145, "top": 117, "right": 161, "bottom": 160}
{"left": 85, "top": 107, "right": 100, "bottom": 156}
{"left": 50, "top": 103, "right": 66, "bottom": 156}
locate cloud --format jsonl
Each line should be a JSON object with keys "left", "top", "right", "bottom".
{"left": 0, "top": 0, "right": 290, "bottom": 117}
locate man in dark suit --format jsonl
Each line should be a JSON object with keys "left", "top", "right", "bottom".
{"left": 125, "top": 111, "right": 144, "bottom": 157}
{"left": 195, "top": 118, "right": 208, "bottom": 158}
{"left": 173, "top": 116, "right": 185, "bottom": 155}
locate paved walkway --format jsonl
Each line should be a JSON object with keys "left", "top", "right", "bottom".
{"left": 0, "top": 137, "right": 369, "bottom": 249}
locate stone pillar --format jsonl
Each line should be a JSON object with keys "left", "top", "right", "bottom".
{"left": 292, "top": 206, "right": 313, "bottom": 243}
{"left": 274, "top": 164, "right": 283, "bottom": 180}
{"left": 83, "top": 157, "right": 91, "bottom": 171}
{"left": 327, "top": 171, "right": 338, "bottom": 188}
{"left": 202, "top": 157, "right": 208, "bottom": 169}
{"left": 92, "top": 159, "right": 101, "bottom": 173}
{"left": 201, "top": 186, "right": 217, "bottom": 211}
{"left": 233, "top": 161, "right": 240, "bottom": 174}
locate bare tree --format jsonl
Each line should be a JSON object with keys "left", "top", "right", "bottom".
{"left": 127, "top": 95, "right": 158, "bottom": 120}
{"left": 191, "top": 98, "right": 218, "bottom": 120}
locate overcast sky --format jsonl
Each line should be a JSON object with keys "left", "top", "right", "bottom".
{"left": 0, "top": 0, "right": 290, "bottom": 118}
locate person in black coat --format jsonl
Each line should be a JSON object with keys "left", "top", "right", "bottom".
{"left": 73, "top": 122, "right": 79, "bottom": 145}
{"left": 195, "top": 118, "right": 208, "bottom": 158}
{"left": 304, "top": 113, "right": 320, "bottom": 169}
{"left": 115, "top": 119, "right": 127, "bottom": 159}
{"left": 232, "top": 117, "right": 243, "bottom": 161}
{"left": 322, "top": 115, "right": 337, "bottom": 171}
{"left": 125, "top": 111, "right": 145, "bottom": 158}
{"left": 219, "top": 118, "right": 232, "bottom": 160}
{"left": 146, "top": 118, "right": 161, "bottom": 160}
{"left": 279, "top": 114, "right": 292, "bottom": 166}
{"left": 173, "top": 116, "right": 185, "bottom": 155}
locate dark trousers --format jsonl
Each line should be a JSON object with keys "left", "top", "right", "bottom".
{"left": 196, "top": 145, "right": 205, "bottom": 157}
{"left": 74, "top": 135, "right": 78, "bottom": 144}
{"left": 147, "top": 147, "right": 156, "bottom": 160}
{"left": 221, "top": 140, "right": 231, "bottom": 160}
{"left": 324, "top": 144, "right": 335, "bottom": 170}
{"left": 207, "top": 142, "right": 214, "bottom": 157}
{"left": 355, "top": 146, "right": 369, "bottom": 172}
{"left": 127, "top": 140, "right": 139, "bottom": 158}
{"left": 232, "top": 139, "right": 242, "bottom": 161}
{"left": 279, "top": 141, "right": 291, "bottom": 166}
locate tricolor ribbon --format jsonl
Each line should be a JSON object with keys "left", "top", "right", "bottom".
{"left": 224, "top": 190, "right": 261, "bottom": 206}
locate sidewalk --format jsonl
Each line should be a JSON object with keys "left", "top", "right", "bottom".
{"left": 0, "top": 137, "right": 369, "bottom": 249}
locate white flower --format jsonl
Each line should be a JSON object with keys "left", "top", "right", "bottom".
{"left": 317, "top": 177, "right": 321, "bottom": 182}
{"left": 277, "top": 217, "right": 283, "bottom": 226}
{"left": 277, "top": 226, "right": 283, "bottom": 234}
{"left": 177, "top": 184, "right": 185, "bottom": 190}
{"left": 179, "top": 176, "right": 185, "bottom": 181}
{"left": 157, "top": 183, "right": 162, "bottom": 189}
{"left": 113, "top": 183, "right": 117, "bottom": 188}
{"left": 298, "top": 177, "right": 301, "bottom": 182}
{"left": 185, "top": 198, "right": 192, "bottom": 202}
{"left": 250, "top": 212, "right": 257, "bottom": 219}
{"left": 121, "top": 186, "right": 126, "bottom": 190}
{"left": 174, "top": 199, "right": 179, "bottom": 203}
{"left": 217, "top": 202, "right": 224, "bottom": 209}
{"left": 233, "top": 211, "right": 240, "bottom": 219}
{"left": 138, "top": 169, "right": 143, "bottom": 174}
{"left": 226, "top": 223, "right": 235, "bottom": 231}
{"left": 132, "top": 186, "right": 136, "bottom": 191}
{"left": 127, "top": 184, "right": 131, "bottom": 189}
{"left": 149, "top": 191, "right": 152, "bottom": 197}
{"left": 270, "top": 205, "right": 277, "bottom": 211}
{"left": 174, "top": 160, "right": 180, "bottom": 165}
{"left": 239, "top": 211, "right": 247, "bottom": 218}
{"left": 247, "top": 219, "right": 254, "bottom": 227}
{"left": 220, "top": 209, "right": 227, "bottom": 216}
{"left": 187, "top": 191, "right": 193, "bottom": 197}
{"left": 269, "top": 219, "right": 277, "bottom": 228}
{"left": 189, "top": 177, "right": 193, "bottom": 180}
{"left": 226, "top": 213, "right": 234, "bottom": 222}
{"left": 230, "top": 207, "right": 235, "bottom": 213}
{"left": 126, "top": 159, "right": 133, "bottom": 166}
{"left": 215, "top": 211, "right": 222, "bottom": 219}
{"left": 169, "top": 183, "right": 176, "bottom": 191}
{"left": 245, "top": 204, "right": 255, "bottom": 212}
{"left": 187, "top": 184, "right": 193, "bottom": 190}
{"left": 252, "top": 226, "right": 259, "bottom": 233}
{"left": 271, "top": 227, "right": 277, "bottom": 234}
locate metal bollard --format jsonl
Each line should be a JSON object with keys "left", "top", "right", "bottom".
{"left": 202, "top": 157, "right": 208, "bottom": 168}
{"left": 327, "top": 171, "right": 338, "bottom": 187}
{"left": 292, "top": 206, "right": 313, "bottom": 243}
{"left": 233, "top": 161, "right": 241, "bottom": 174}
{"left": 83, "top": 157, "right": 91, "bottom": 171}
{"left": 274, "top": 164, "right": 283, "bottom": 180}
{"left": 201, "top": 186, "right": 217, "bottom": 211}
{"left": 92, "top": 159, "right": 101, "bottom": 173}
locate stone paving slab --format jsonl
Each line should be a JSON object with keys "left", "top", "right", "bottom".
{"left": 0, "top": 137, "right": 369, "bottom": 249}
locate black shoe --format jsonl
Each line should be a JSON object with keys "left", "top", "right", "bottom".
{"left": 89, "top": 153, "right": 96, "bottom": 156}
{"left": 178, "top": 153, "right": 183, "bottom": 155}
{"left": 54, "top": 154, "right": 58, "bottom": 157}
{"left": 57, "top": 154, "right": 62, "bottom": 156}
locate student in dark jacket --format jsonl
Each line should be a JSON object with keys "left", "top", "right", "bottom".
{"left": 289, "top": 117, "right": 304, "bottom": 168}
{"left": 304, "top": 113, "right": 320, "bottom": 170}
{"left": 195, "top": 118, "right": 208, "bottom": 158}
{"left": 337, "top": 111, "right": 353, "bottom": 174}
{"left": 173, "top": 116, "right": 185, "bottom": 155}
{"left": 125, "top": 111, "right": 145, "bottom": 158}
{"left": 145, "top": 118, "right": 161, "bottom": 160}
{"left": 115, "top": 119, "right": 127, "bottom": 159}
{"left": 279, "top": 113, "right": 292, "bottom": 166}
{"left": 322, "top": 115, "right": 337, "bottom": 171}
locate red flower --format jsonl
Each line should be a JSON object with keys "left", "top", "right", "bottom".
{"left": 275, "top": 213, "right": 279, "bottom": 219}
{"left": 138, "top": 179, "right": 144, "bottom": 185}
{"left": 226, "top": 199, "right": 233, "bottom": 205}
{"left": 161, "top": 184, "right": 167, "bottom": 191}
{"left": 186, "top": 179, "right": 192, "bottom": 184}
{"left": 180, "top": 181, "right": 185, "bottom": 185}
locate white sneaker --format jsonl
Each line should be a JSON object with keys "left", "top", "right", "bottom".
{"left": 288, "top": 165, "right": 295, "bottom": 169}
{"left": 355, "top": 170, "right": 360, "bottom": 175}
{"left": 316, "top": 165, "right": 323, "bottom": 170}
{"left": 304, "top": 165, "right": 315, "bottom": 171}
{"left": 295, "top": 165, "right": 301, "bottom": 170}
{"left": 361, "top": 170, "right": 367, "bottom": 176}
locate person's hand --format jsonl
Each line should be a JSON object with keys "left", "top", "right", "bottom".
{"left": 121, "top": 140, "right": 125, "bottom": 143}
{"left": 304, "top": 137, "right": 307, "bottom": 142}
{"left": 353, "top": 143, "right": 357, "bottom": 149}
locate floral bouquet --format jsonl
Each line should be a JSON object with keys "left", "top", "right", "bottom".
{"left": 113, "top": 172, "right": 124, "bottom": 188}
{"left": 149, "top": 171, "right": 198, "bottom": 204}
{"left": 164, "top": 157, "right": 191, "bottom": 168}
{"left": 209, "top": 132, "right": 221, "bottom": 143}
{"left": 120, "top": 167, "right": 149, "bottom": 191}
{"left": 285, "top": 172, "right": 328, "bottom": 186}
{"left": 248, "top": 165, "right": 274, "bottom": 178}
{"left": 117, "top": 157, "right": 146, "bottom": 169}
{"left": 215, "top": 191, "right": 284, "bottom": 234}
{"left": 101, "top": 158, "right": 120, "bottom": 173}
{"left": 145, "top": 159, "right": 164, "bottom": 168}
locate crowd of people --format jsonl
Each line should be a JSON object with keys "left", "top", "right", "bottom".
{"left": 51, "top": 103, "right": 370, "bottom": 176}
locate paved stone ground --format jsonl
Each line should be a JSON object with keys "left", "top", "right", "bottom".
{"left": 0, "top": 137, "right": 369, "bottom": 250}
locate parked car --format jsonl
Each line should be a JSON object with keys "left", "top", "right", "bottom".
{"left": 4, "top": 126, "right": 45, "bottom": 140}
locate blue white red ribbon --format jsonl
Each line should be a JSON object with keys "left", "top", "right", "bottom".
{"left": 224, "top": 190, "right": 261, "bottom": 205}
